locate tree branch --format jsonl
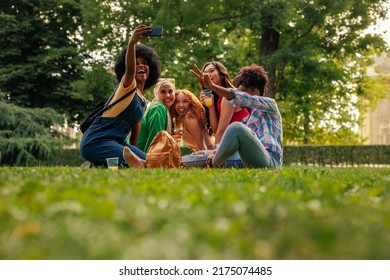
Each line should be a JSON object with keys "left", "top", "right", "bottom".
{"left": 205, "top": 12, "right": 253, "bottom": 25}
{"left": 292, "top": 20, "right": 319, "bottom": 45}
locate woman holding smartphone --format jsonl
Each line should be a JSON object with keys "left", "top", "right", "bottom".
{"left": 80, "top": 25, "right": 161, "bottom": 168}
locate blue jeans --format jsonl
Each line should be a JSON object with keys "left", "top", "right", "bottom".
{"left": 80, "top": 116, "right": 146, "bottom": 167}
{"left": 182, "top": 122, "right": 281, "bottom": 169}
{"left": 182, "top": 150, "right": 244, "bottom": 168}
{"left": 213, "top": 122, "right": 280, "bottom": 168}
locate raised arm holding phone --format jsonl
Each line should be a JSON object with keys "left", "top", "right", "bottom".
{"left": 80, "top": 25, "right": 161, "bottom": 168}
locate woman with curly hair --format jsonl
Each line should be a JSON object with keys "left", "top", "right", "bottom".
{"left": 80, "top": 25, "right": 161, "bottom": 168}
{"left": 171, "top": 89, "right": 214, "bottom": 151}
{"left": 190, "top": 63, "right": 283, "bottom": 169}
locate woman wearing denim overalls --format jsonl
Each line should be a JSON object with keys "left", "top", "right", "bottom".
{"left": 80, "top": 25, "right": 161, "bottom": 168}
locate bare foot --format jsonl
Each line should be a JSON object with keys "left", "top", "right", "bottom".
{"left": 123, "top": 146, "right": 146, "bottom": 168}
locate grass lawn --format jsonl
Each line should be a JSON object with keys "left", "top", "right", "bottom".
{"left": 0, "top": 166, "right": 389, "bottom": 260}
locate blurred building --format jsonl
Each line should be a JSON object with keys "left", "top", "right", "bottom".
{"left": 360, "top": 53, "right": 390, "bottom": 144}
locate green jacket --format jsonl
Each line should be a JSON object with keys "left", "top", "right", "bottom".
{"left": 137, "top": 101, "right": 169, "bottom": 152}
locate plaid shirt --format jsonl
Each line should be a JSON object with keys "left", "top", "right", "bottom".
{"left": 229, "top": 89, "right": 283, "bottom": 164}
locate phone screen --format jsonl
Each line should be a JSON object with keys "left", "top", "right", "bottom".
{"left": 145, "top": 26, "right": 163, "bottom": 36}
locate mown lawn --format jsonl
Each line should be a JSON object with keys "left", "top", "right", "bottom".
{"left": 0, "top": 166, "right": 389, "bottom": 260}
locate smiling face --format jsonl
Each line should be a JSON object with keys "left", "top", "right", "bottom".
{"left": 135, "top": 57, "right": 149, "bottom": 84}
{"left": 203, "top": 64, "right": 222, "bottom": 86}
{"left": 157, "top": 83, "right": 175, "bottom": 108}
{"left": 175, "top": 91, "right": 191, "bottom": 116}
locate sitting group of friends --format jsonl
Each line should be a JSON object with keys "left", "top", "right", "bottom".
{"left": 79, "top": 25, "right": 283, "bottom": 169}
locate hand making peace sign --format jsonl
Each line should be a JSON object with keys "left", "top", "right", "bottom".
{"left": 190, "top": 64, "right": 213, "bottom": 90}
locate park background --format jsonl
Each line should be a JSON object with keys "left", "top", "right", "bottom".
{"left": 1, "top": 0, "right": 390, "bottom": 165}
{"left": 1, "top": 0, "right": 390, "bottom": 261}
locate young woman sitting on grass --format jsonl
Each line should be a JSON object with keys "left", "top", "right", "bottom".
{"left": 80, "top": 25, "right": 161, "bottom": 168}
{"left": 137, "top": 78, "right": 176, "bottom": 152}
{"left": 171, "top": 89, "right": 214, "bottom": 151}
{"left": 199, "top": 61, "right": 249, "bottom": 147}
{"left": 188, "top": 63, "right": 283, "bottom": 169}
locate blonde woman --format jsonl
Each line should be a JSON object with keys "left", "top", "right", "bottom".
{"left": 171, "top": 89, "right": 214, "bottom": 151}
{"left": 137, "top": 78, "right": 176, "bottom": 152}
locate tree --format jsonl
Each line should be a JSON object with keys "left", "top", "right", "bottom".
{"left": 77, "top": 0, "right": 390, "bottom": 144}
{"left": 0, "top": 0, "right": 84, "bottom": 122}
{"left": 0, "top": 95, "right": 69, "bottom": 165}
{"left": 70, "top": 63, "right": 117, "bottom": 122}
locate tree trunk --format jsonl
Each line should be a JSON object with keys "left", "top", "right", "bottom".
{"left": 258, "top": 28, "right": 280, "bottom": 99}
{"left": 303, "top": 111, "right": 311, "bottom": 144}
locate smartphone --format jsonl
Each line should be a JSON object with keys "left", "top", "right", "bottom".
{"left": 145, "top": 26, "right": 163, "bottom": 37}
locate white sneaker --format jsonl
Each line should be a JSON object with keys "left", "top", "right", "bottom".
{"left": 80, "top": 161, "right": 93, "bottom": 169}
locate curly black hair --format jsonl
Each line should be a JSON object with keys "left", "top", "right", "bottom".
{"left": 233, "top": 64, "right": 269, "bottom": 96}
{"left": 114, "top": 44, "right": 161, "bottom": 90}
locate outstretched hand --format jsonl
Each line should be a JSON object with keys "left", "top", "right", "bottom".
{"left": 190, "top": 64, "right": 213, "bottom": 90}
{"left": 129, "top": 25, "right": 152, "bottom": 45}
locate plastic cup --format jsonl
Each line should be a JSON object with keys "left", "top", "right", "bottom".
{"left": 202, "top": 89, "right": 213, "bottom": 106}
{"left": 171, "top": 134, "right": 182, "bottom": 142}
{"left": 106, "top": 157, "right": 119, "bottom": 170}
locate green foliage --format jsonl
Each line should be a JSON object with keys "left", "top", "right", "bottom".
{"left": 0, "top": 0, "right": 84, "bottom": 123}
{"left": 0, "top": 166, "right": 389, "bottom": 259}
{"left": 0, "top": 99, "right": 69, "bottom": 165}
{"left": 284, "top": 145, "right": 390, "bottom": 166}
{"left": 76, "top": 0, "right": 390, "bottom": 143}
{"left": 70, "top": 63, "right": 117, "bottom": 122}
{"left": 2, "top": 0, "right": 389, "bottom": 142}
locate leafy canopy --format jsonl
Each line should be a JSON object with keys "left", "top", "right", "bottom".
{"left": 77, "top": 0, "right": 390, "bottom": 144}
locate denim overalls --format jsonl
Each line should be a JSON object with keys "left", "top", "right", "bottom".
{"left": 80, "top": 90, "right": 147, "bottom": 167}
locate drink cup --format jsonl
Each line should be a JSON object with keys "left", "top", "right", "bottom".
{"left": 171, "top": 134, "right": 182, "bottom": 142}
{"left": 202, "top": 89, "right": 213, "bottom": 106}
{"left": 106, "top": 157, "right": 119, "bottom": 170}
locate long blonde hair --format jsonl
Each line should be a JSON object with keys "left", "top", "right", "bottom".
{"left": 149, "top": 78, "right": 175, "bottom": 133}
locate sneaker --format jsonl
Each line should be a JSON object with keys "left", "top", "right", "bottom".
{"left": 80, "top": 161, "right": 93, "bottom": 169}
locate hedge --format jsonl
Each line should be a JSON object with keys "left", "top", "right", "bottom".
{"left": 33, "top": 145, "right": 390, "bottom": 167}
{"left": 284, "top": 145, "right": 390, "bottom": 167}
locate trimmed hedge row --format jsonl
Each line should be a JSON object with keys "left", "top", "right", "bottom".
{"left": 284, "top": 145, "right": 390, "bottom": 166}
{"left": 38, "top": 145, "right": 390, "bottom": 167}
